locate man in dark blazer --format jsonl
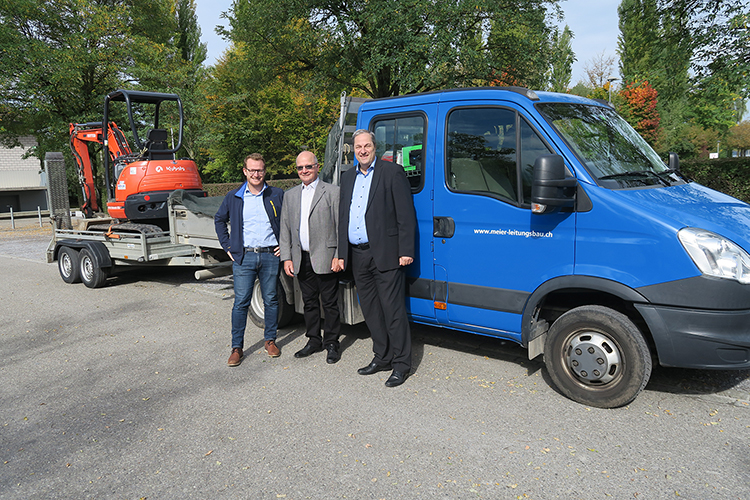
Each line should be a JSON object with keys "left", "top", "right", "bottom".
{"left": 279, "top": 151, "right": 343, "bottom": 363}
{"left": 337, "top": 129, "right": 417, "bottom": 387}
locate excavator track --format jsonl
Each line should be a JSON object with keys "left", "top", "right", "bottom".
{"left": 87, "top": 222, "right": 166, "bottom": 234}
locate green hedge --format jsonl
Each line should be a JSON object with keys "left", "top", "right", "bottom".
{"left": 680, "top": 157, "right": 750, "bottom": 203}
{"left": 203, "top": 179, "right": 301, "bottom": 198}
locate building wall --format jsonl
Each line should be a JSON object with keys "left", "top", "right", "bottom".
{"left": 0, "top": 136, "right": 40, "bottom": 172}
{"left": 0, "top": 137, "right": 49, "bottom": 213}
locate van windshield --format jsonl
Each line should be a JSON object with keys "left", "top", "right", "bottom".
{"left": 537, "top": 103, "right": 685, "bottom": 188}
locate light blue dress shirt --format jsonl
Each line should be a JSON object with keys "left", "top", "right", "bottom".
{"left": 348, "top": 162, "right": 375, "bottom": 245}
{"left": 242, "top": 184, "right": 278, "bottom": 248}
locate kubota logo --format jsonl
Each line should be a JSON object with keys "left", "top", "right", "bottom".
{"left": 155, "top": 166, "right": 163, "bottom": 173}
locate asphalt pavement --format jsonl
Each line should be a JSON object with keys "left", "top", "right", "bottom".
{"left": 1, "top": 220, "right": 749, "bottom": 499}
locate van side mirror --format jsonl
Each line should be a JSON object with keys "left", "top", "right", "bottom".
{"left": 531, "top": 155, "right": 576, "bottom": 214}
{"left": 668, "top": 152, "right": 680, "bottom": 172}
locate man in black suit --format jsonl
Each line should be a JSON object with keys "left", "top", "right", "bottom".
{"left": 337, "top": 129, "right": 417, "bottom": 387}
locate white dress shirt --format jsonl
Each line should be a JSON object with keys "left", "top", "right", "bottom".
{"left": 299, "top": 178, "right": 319, "bottom": 252}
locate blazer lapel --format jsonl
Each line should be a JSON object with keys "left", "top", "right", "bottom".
{"left": 366, "top": 159, "right": 383, "bottom": 211}
{"left": 309, "top": 181, "right": 325, "bottom": 214}
{"left": 290, "top": 184, "right": 302, "bottom": 229}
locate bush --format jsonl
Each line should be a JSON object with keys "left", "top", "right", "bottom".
{"left": 680, "top": 157, "right": 750, "bottom": 203}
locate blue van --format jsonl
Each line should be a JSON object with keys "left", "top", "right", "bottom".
{"left": 317, "top": 87, "right": 750, "bottom": 407}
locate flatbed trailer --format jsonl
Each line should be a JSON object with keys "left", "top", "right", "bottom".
{"left": 47, "top": 193, "right": 230, "bottom": 288}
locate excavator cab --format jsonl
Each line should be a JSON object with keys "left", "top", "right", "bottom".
{"left": 70, "top": 89, "right": 204, "bottom": 223}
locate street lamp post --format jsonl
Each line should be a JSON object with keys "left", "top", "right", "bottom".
{"left": 607, "top": 77, "right": 619, "bottom": 104}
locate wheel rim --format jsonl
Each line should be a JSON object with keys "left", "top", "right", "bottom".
{"left": 81, "top": 254, "right": 94, "bottom": 282}
{"left": 564, "top": 331, "right": 622, "bottom": 385}
{"left": 60, "top": 253, "right": 73, "bottom": 278}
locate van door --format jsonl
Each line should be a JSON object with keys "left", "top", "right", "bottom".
{"left": 369, "top": 110, "right": 437, "bottom": 322}
{"left": 432, "top": 105, "right": 576, "bottom": 340}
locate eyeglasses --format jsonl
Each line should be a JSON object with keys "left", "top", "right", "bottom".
{"left": 244, "top": 168, "right": 265, "bottom": 176}
{"left": 296, "top": 164, "right": 318, "bottom": 171}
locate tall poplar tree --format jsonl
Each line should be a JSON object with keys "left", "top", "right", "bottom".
{"left": 547, "top": 25, "right": 576, "bottom": 92}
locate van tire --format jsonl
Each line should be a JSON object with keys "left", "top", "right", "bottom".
{"left": 58, "top": 246, "right": 81, "bottom": 284}
{"left": 544, "top": 305, "right": 652, "bottom": 408}
{"left": 248, "top": 278, "right": 295, "bottom": 329}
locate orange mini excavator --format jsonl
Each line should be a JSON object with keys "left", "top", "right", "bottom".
{"left": 69, "top": 89, "right": 204, "bottom": 221}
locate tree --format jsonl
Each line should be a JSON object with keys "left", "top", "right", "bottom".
{"left": 617, "top": 0, "right": 660, "bottom": 81}
{"left": 583, "top": 51, "right": 617, "bottom": 89}
{"left": 726, "top": 121, "right": 750, "bottom": 157}
{"left": 618, "top": 80, "right": 660, "bottom": 145}
{"left": 222, "top": 0, "right": 560, "bottom": 98}
{"left": 0, "top": 0, "right": 207, "bottom": 201}
{"left": 200, "top": 46, "right": 338, "bottom": 182}
{"left": 616, "top": 1, "right": 748, "bottom": 155}
{"left": 547, "top": 25, "right": 576, "bottom": 92}
{"left": 175, "top": 0, "right": 207, "bottom": 66}
{"left": 0, "top": 1, "right": 192, "bottom": 152}
{"left": 689, "top": 1, "right": 749, "bottom": 98}
{"left": 689, "top": 73, "right": 745, "bottom": 135}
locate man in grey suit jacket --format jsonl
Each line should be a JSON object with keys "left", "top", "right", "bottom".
{"left": 279, "top": 151, "right": 343, "bottom": 363}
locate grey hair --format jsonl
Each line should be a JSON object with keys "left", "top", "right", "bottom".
{"left": 352, "top": 129, "right": 376, "bottom": 143}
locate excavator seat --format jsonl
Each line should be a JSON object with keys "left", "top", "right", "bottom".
{"left": 145, "top": 129, "right": 172, "bottom": 160}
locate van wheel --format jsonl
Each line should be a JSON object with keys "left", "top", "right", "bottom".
{"left": 58, "top": 246, "right": 81, "bottom": 284}
{"left": 544, "top": 305, "right": 652, "bottom": 408}
{"left": 249, "top": 278, "right": 295, "bottom": 329}
{"left": 79, "top": 248, "right": 109, "bottom": 289}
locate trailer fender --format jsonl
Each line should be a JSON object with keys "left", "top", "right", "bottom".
{"left": 54, "top": 239, "right": 112, "bottom": 269}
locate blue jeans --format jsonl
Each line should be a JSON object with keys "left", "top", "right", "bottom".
{"left": 231, "top": 251, "right": 279, "bottom": 348}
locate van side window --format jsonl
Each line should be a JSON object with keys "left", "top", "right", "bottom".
{"left": 447, "top": 108, "right": 518, "bottom": 202}
{"left": 447, "top": 109, "right": 554, "bottom": 206}
{"left": 372, "top": 115, "right": 425, "bottom": 191}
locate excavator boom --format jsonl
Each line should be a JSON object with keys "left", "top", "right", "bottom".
{"left": 69, "top": 121, "right": 132, "bottom": 216}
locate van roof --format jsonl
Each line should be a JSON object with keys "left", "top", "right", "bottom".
{"left": 360, "top": 87, "right": 603, "bottom": 110}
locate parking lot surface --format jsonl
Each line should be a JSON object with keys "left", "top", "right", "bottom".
{"left": 1, "top": 223, "right": 749, "bottom": 499}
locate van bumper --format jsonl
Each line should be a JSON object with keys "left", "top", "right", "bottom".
{"left": 635, "top": 303, "right": 750, "bottom": 369}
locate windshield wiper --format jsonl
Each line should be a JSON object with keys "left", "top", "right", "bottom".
{"left": 600, "top": 170, "right": 670, "bottom": 186}
{"left": 657, "top": 168, "right": 687, "bottom": 184}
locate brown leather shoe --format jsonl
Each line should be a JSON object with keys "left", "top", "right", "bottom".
{"left": 264, "top": 340, "right": 281, "bottom": 357}
{"left": 228, "top": 347, "right": 243, "bottom": 367}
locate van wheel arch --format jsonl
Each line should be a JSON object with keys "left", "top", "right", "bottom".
{"left": 522, "top": 276, "right": 651, "bottom": 348}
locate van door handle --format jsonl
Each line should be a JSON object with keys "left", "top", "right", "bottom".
{"left": 433, "top": 216, "right": 455, "bottom": 238}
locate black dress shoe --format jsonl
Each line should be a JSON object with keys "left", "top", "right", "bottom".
{"left": 294, "top": 343, "right": 323, "bottom": 358}
{"left": 357, "top": 361, "right": 390, "bottom": 375}
{"left": 325, "top": 344, "right": 341, "bottom": 364}
{"left": 385, "top": 370, "right": 409, "bottom": 387}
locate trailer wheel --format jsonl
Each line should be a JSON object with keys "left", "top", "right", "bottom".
{"left": 249, "top": 278, "right": 295, "bottom": 329}
{"left": 79, "top": 248, "right": 109, "bottom": 289}
{"left": 58, "top": 246, "right": 81, "bottom": 284}
{"left": 544, "top": 305, "right": 652, "bottom": 408}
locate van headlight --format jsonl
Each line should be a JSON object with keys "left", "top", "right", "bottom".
{"left": 678, "top": 227, "right": 750, "bottom": 284}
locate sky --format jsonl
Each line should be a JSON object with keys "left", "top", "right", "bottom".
{"left": 195, "top": 0, "right": 622, "bottom": 87}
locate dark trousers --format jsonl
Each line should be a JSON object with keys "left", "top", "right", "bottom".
{"left": 298, "top": 251, "right": 341, "bottom": 348}
{"left": 351, "top": 246, "right": 412, "bottom": 372}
